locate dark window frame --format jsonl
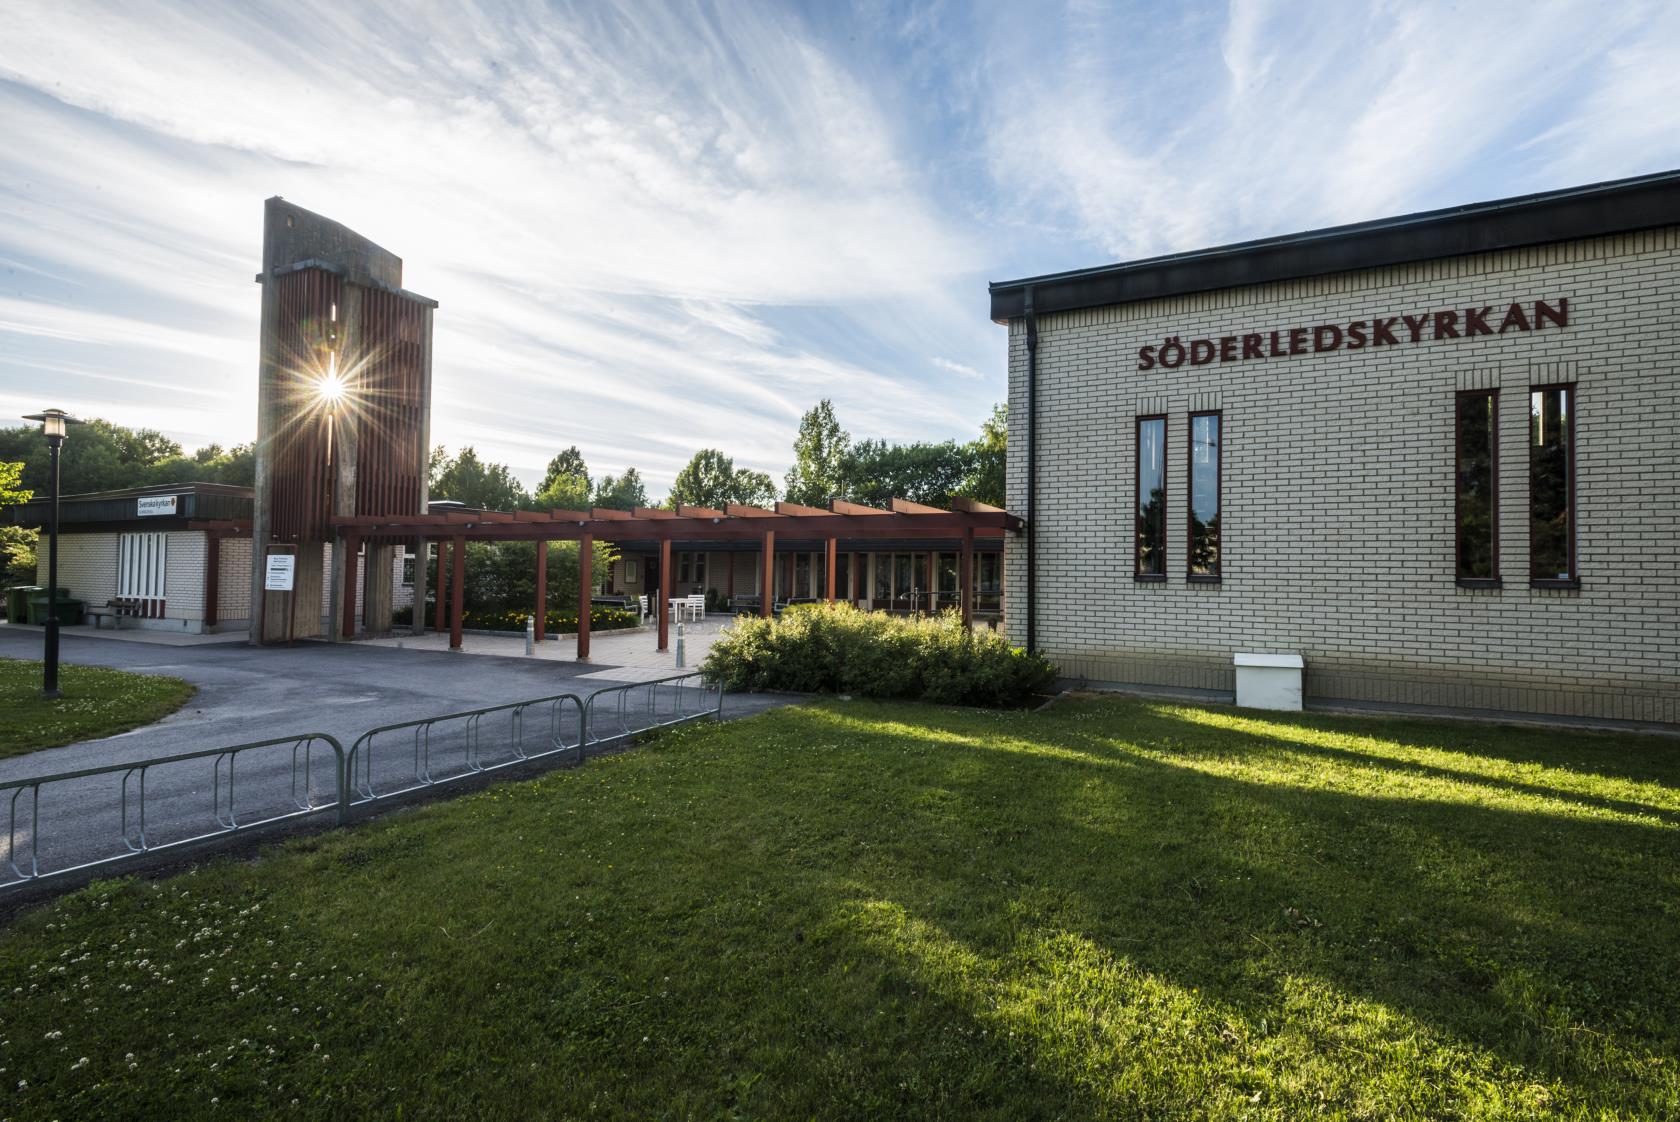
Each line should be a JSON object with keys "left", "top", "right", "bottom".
{"left": 1134, "top": 414, "right": 1168, "bottom": 581}
{"left": 1453, "top": 389, "right": 1502, "bottom": 588}
{"left": 1528, "top": 382, "right": 1579, "bottom": 589}
{"left": 1186, "top": 410, "right": 1223, "bottom": 584}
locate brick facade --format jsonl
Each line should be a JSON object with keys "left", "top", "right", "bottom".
{"left": 35, "top": 533, "right": 411, "bottom": 635}
{"left": 1005, "top": 226, "right": 1680, "bottom": 724}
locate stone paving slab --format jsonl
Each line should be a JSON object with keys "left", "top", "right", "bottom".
{"left": 356, "top": 618, "right": 732, "bottom": 680}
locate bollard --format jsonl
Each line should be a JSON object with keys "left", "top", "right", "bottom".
{"left": 675, "top": 621, "right": 686, "bottom": 668}
{"left": 525, "top": 615, "right": 535, "bottom": 656}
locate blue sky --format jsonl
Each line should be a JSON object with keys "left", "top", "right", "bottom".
{"left": 2, "top": 0, "right": 1677, "bottom": 495}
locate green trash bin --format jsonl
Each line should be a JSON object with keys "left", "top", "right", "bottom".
{"left": 25, "top": 589, "right": 73, "bottom": 626}
{"left": 54, "top": 599, "right": 86, "bottom": 626}
{"left": 5, "top": 585, "right": 40, "bottom": 622}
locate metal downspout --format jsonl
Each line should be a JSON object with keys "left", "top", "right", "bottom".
{"left": 1024, "top": 287, "right": 1038, "bottom": 654}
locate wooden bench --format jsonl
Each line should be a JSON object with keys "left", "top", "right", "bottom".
{"left": 86, "top": 597, "right": 147, "bottom": 629}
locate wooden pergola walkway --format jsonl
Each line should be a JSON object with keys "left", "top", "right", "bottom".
{"left": 320, "top": 498, "right": 1020, "bottom": 657}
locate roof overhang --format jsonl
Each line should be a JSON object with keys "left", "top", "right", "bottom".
{"left": 989, "top": 168, "right": 1680, "bottom": 322}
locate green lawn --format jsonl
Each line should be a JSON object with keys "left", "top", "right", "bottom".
{"left": 2, "top": 697, "right": 1677, "bottom": 1120}
{"left": 0, "top": 657, "right": 194, "bottom": 759}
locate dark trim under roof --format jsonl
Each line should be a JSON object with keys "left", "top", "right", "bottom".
{"left": 989, "top": 168, "right": 1680, "bottom": 322}
{"left": 6, "top": 481, "right": 253, "bottom": 530}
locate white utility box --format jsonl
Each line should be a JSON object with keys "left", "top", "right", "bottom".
{"left": 1233, "top": 652, "right": 1304, "bottom": 711}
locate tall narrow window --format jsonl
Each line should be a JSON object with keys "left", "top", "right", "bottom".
{"left": 1135, "top": 416, "right": 1167, "bottom": 578}
{"left": 1455, "top": 390, "right": 1499, "bottom": 584}
{"left": 1188, "top": 412, "right": 1221, "bottom": 581}
{"left": 1529, "top": 384, "right": 1576, "bottom": 585}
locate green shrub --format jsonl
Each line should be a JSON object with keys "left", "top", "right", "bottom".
{"left": 701, "top": 602, "right": 1055, "bottom": 707}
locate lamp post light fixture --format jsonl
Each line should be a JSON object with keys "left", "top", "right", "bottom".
{"left": 22, "top": 408, "right": 84, "bottom": 699}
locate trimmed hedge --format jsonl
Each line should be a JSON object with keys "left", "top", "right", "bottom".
{"left": 701, "top": 602, "right": 1056, "bottom": 707}
{"left": 391, "top": 606, "right": 640, "bottom": 634}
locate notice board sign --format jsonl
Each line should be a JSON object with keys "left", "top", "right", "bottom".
{"left": 264, "top": 553, "right": 296, "bottom": 592}
{"left": 136, "top": 495, "right": 178, "bottom": 517}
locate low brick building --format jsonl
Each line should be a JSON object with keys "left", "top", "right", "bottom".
{"left": 991, "top": 170, "right": 1679, "bottom": 724}
{"left": 7, "top": 483, "right": 412, "bottom": 635}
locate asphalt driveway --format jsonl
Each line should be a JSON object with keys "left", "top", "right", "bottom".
{"left": 0, "top": 628, "right": 795, "bottom": 895}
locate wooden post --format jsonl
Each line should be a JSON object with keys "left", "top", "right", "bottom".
{"left": 960, "top": 528, "right": 974, "bottom": 629}
{"left": 339, "top": 532, "right": 360, "bottom": 639}
{"left": 433, "top": 539, "right": 449, "bottom": 636}
{"left": 658, "top": 538, "right": 672, "bottom": 651}
{"left": 760, "top": 531, "right": 774, "bottom": 618}
{"left": 449, "top": 535, "right": 465, "bottom": 651}
{"left": 534, "top": 540, "right": 548, "bottom": 642}
{"left": 204, "top": 532, "right": 221, "bottom": 628}
{"left": 852, "top": 552, "right": 861, "bottom": 604}
{"left": 410, "top": 534, "right": 428, "bottom": 637}
{"left": 825, "top": 538, "right": 837, "bottom": 601}
{"left": 577, "top": 534, "right": 592, "bottom": 661}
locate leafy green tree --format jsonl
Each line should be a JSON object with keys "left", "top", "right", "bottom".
{"left": 842, "top": 439, "right": 975, "bottom": 507}
{"left": 668, "top": 449, "right": 777, "bottom": 509}
{"left": 783, "top": 400, "right": 850, "bottom": 507}
{"left": 957, "top": 403, "right": 1006, "bottom": 508}
{"left": 732, "top": 469, "right": 777, "bottom": 508}
{"left": 457, "top": 539, "right": 618, "bottom": 617}
{"left": 137, "top": 443, "right": 256, "bottom": 488}
{"left": 0, "top": 418, "right": 182, "bottom": 494}
{"left": 0, "top": 461, "right": 35, "bottom": 589}
{"left": 592, "top": 468, "right": 647, "bottom": 512}
{"left": 534, "top": 446, "right": 591, "bottom": 511}
{"left": 429, "top": 446, "right": 529, "bottom": 510}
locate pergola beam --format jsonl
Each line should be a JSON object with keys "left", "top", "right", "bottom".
{"left": 328, "top": 514, "right": 1017, "bottom": 543}
{"left": 830, "top": 499, "right": 891, "bottom": 515}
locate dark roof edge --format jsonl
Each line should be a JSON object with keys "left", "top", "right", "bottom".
{"left": 29, "top": 482, "right": 255, "bottom": 503}
{"left": 255, "top": 259, "right": 439, "bottom": 308}
{"left": 989, "top": 168, "right": 1680, "bottom": 322}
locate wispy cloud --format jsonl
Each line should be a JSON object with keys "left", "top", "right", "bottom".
{"left": 0, "top": 0, "right": 988, "bottom": 488}
{"left": 976, "top": 0, "right": 1680, "bottom": 261}
{"left": 930, "top": 356, "right": 984, "bottom": 381}
{"left": 1, "top": 0, "right": 1675, "bottom": 494}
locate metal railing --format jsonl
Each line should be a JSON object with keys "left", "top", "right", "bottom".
{"left": 347, "top": 692, "right": 586, "bottom": 805}
{"left": 583, "top": 672, "right": 724, "bottom": 748}
{"left": 2, "top": 734, "right": 345, "bottom": 891}
{"left": 1, "top": 675, "right": 726, "bottom": 894}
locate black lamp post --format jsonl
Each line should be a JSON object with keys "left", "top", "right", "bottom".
{"left": 22, "top": 408, "right": 84, "bottom": 699}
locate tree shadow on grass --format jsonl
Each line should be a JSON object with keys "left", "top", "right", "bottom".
{"left": 1155, "top": 709, "right": 1680, "bottom": 826}
{"left": 776, "top": 699, "right": 1680, "bottom": 1115}
{"left": 1163, "top": 701, "right": 1680, "bottom": 788}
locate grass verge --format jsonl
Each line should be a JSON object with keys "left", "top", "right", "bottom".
{"left": 0, "top": 657, "right": 194, "bottom": 759}
{"left": 1, "top": 697, "right": 1676, "bottom": 1119}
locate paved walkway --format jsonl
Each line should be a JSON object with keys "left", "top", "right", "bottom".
{"left": 356, "top": 617, "right": 730, "bottom": 681}
{"left": 0, "top": 622, "right": 768, "bottom": 774}
{"left": 0, "top": 621, "right": 246, "bottom": 647}
{"left": 0, "top": 623, "right": 792, "bottom": 893}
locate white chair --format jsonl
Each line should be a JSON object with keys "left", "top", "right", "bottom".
{"left": 637, "top": 594, "right": 649, "bottom": 623}
{"left": 686, "top": 593, "right": 706, "bottom": 621}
